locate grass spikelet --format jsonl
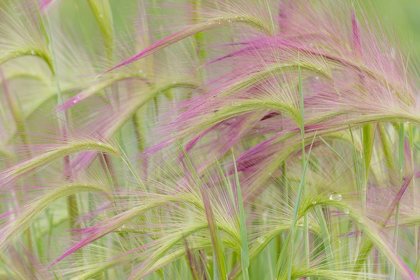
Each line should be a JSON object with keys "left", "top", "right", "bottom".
{"left": 104, "top": 1, "right": 275, "bottom": 74}
{"left": 0, "top": 140, "right": 119, "bottom": 186}
{"left": 0, "top": 182, "right": 109, "bottom": 252}
{"left": 0, "top": 2, "right": 53, "bottom": 71}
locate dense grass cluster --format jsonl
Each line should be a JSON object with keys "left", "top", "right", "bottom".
{"left": 0, "top": 0, "right": 420, "bottom": 279}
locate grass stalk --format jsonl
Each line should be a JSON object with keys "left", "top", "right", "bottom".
{"left": 391, "top": 123, "right": 405, "bottom": 279}
{"left": 275, "top": 133, "right": 317, "bottom": 280}
{"left": 232, "top": 152, "right": 250, "bottom": 280}
{"left": 0, "top": 69, "right": 34, "bottom": 253}
{"left": 298, "top": 58, "right": 310, "bottom": 275}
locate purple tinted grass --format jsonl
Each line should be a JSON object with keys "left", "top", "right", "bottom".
{"left": 383, "top": 175, "right": 413, "bottom": 225}
{"left": 38, "top": 0, "right": 52, "bottom": 10}
{"left": 184, "top": 238, "right": 207, "bottom": 280}
{"left": 102, "top": 20, "right": 258, "bottom": 75}
{"left": 47, "top": 196, "right": 170, "bottom": 267}
{"left": 352, "top": 11, "right": 362, "bottom": 58}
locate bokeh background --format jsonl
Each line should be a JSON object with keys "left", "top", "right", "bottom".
{"left": 360, "top": 0, "right": 420, "bottom": 56}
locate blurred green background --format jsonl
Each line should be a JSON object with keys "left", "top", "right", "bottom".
{"left": 360, "top": 0, "right": 420, "bottom": 56}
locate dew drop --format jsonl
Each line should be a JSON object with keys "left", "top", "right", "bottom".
{"left": 315, "top": 76, "right": 319, "bottom": 80}
{"left": 344, "top": 208, "right": 350, "bottom": 214}
{"left": 262, "top": 211, "right": 268, "bottom": 223}
{"left": 30, "top": 50, "right": 35, "bottom": 55}
{"left": 258, "top": 236, "right": 266, "bottom": 243}
{"left": 297, "top": 220, "right": 303, "bottom": 227}
{"left": 390, "top": 48, "right": 396, "bottom": 59}
{"left": 97, "top": 142, "right": 102, "bottom": 146}
{"left": 228, "top": 20, "right": 231, "bottom": 23}
{"left": 311, "top": 201, "right": 317, "bottom": 205}
{"left": 405, "top": 121, "right": 410, "bottom": 124}
{"left": 329, "top": 194, "right": 342, "bottom": 201}
{"left": 138, "top": 69, "right": 143, "bottom": 73}
{"left": 317, "top": 67, "right": 321, "bottom": 71}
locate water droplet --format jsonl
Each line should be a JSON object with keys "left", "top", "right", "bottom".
{"left": 390, "top": 48, "right": 396, "bottom": 59}
{"left": 405, "top": 121, "right": 410, "bottom": 124}
{"left": 344, "top": 208, "right": 350, "bottom": 214}
{"left": 317, "top": 67, "right": 321, "bottom": 71}
{"left": 228, "top": 20, "right": 231, "bottom": 23}
{"left": 262, "top": 211, "right": 268, "bottom": 223}
{"left": 97, "top": 142, "right": 102, "bottom": 146}
{"left": 315, "top": 76, "right": 320, "bottom": 80}
{"left": 138, "top": 69, "right": 143, "bottom": 73}
{"left": 72, "top": 99, "right": 78, "bottom": 104}
{"left": 297, "top": 221, "right": 303, "bottom": 227}
{"left": 329, "top": 194, "right": 342, "bottom": 201}
{"left": 258, "top": 236, "right": 266, "bottom": 243}
{"left": 311, "top": 201, "right": 317, "bottom": 205}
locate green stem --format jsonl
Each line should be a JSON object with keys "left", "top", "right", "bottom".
{"left": 35, "top": 0, "right": 83, "bottom": 236}
{"left": 298, "top": 58, "right": 310, "bottom": 276}
{"left": 0, "top": 70, "right": 34, "bottom": 253}
{"left": 362, "top": 124, "right": 375, "bottom": 207}
{"left": 378, "top": 123, "right": 395, "bottom": 184}
{"left": 409, "top": 124, "right": 419, "bottom": 275}
{"left": 87, "top": 0, "right": 114, "bottom": 63}
{"left": 391, "top": 123, "right": 405, "bottom": 279}
{"left": 190, "top": 0, "right": 206, "bottom": 61}
{"left": 132, "top": 113, "right": 145, "bottom": 152}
